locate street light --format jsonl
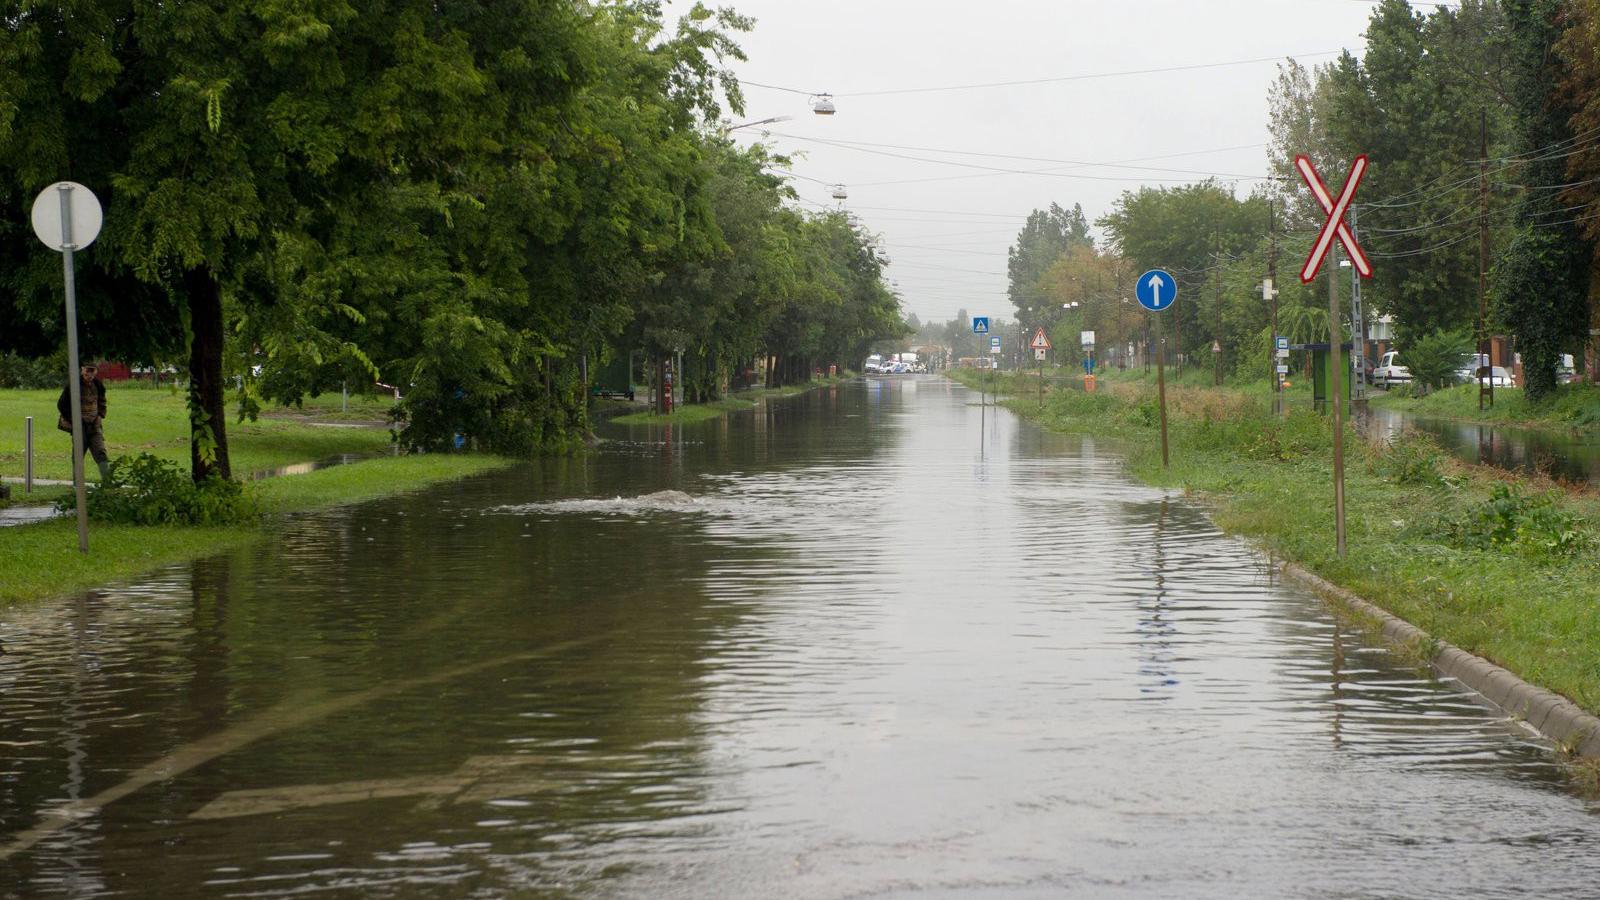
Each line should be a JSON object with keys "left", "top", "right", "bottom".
{"left": 811, "top": 93, "right": 836, "bottom": 115}
{"left": 724, "top": 115, "right": 793, "bottom": 133}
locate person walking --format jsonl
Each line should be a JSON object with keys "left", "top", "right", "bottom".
{"left": 57, "top": 363, "right": 110, "bottom": 481}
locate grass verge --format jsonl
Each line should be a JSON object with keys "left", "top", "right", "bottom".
{"left": 608, "top": 375, "right": 848, "bottom": 425}
{"left": 0, "top": 454, "right": 513, "bottom": 606}
{"left": 1370, "top": 381, "right": 1600, "bottom": 431}
{"left": 949, "top": 367, "right": 1600, "bottom": 717}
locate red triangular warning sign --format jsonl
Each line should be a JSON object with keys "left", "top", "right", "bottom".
{"left": 1029, "top": 327, "right": 1051, "bottom": 350}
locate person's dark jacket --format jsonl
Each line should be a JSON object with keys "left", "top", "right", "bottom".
{"left": 57, "top": 378, "right": 108, "bottom": 423}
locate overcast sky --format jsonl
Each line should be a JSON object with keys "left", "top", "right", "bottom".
{"left": 700, "top": 0, "right": 1435, "bottom": 325}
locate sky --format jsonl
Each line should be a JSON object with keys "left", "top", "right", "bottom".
{"left": 697, "top": 0, "right": 1440, "bottom": 326}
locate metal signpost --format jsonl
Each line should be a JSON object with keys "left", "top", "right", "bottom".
{"left": 1030, "top": 327, "right": 1051, "bottom": 408}
{"left": 30, "top": 181, "right": 103, "bottom": 554}
{"left": 1296, "top": 154, "right": 1372, "bottom": 560}
{"left": 1135, "top": 269, "right": 1177, "bottom": 468}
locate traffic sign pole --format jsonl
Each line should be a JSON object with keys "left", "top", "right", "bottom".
{"left": 58, "top": 186, "right": 89, "bottom": 554}
{"left": 1298, "top": 156, "right": 1370, "bottom": 560}
{"left": 32, "top": 181, "right": 103, "bottom": 554}
{"left": 1156, "top": 314, "right": 1169, "bottom": 469}
{"left": 1330, "top": 245, "right": 1346, "bottom": 559}
{"left": 1135, "top": 269, "right": 1177, "bottom": 469}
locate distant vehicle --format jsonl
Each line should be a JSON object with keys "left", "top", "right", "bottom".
{"left": 1557, "top": 354, "right": 1578, "bottom": 385}
{"left": 1454, "top": 354, "right": 1514, "bottom": 388}
{"left": 1373, "top": 350, "right": 1411, "bottom": 389}
{"left": 864, "top": 354, "right": 883, "bottom": 374}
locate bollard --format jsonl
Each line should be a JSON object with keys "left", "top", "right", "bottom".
{"left": 24, "top": 416, "right": 32, "bottom": 493}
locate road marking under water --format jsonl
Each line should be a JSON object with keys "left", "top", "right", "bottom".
{"left": 0, "top": 635, "right": 605, "bottom": 861}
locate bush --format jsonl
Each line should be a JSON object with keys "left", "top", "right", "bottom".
{"left": 1403, "top": 328, "right": 1473, "bottom": 394}
{"left": 1431, "top": 483, "right": 1588, "bottom": 558}
{"left": 0, "top": 352, "right": 65, "bottom": 389}
{"left": 1372, "top": 432, "right": 1448, "bottom": 486}
{"left": 62, "top": 454, "right": 260, "bottom": 526}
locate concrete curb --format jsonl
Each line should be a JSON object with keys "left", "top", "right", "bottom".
{"left": 1280, "top": 562, "right": 1600, "bottom": 759}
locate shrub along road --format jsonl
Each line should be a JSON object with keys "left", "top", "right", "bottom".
{"left": 952, "top": 367, "right": 1600, "bottom": 722}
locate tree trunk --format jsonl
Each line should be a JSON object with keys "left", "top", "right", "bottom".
{"left": 185, "top": 268, "right": 230, "bottom": 483}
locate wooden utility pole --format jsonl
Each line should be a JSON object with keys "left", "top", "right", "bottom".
{"left": 1478, "top": 108, "right": 1494, "bottom": 410}
{"left": 1213, "top": 235, "right": 1224, "bottom": 386}
{"left": 1269, "top": 199, "right": 1281, "bottom": 412}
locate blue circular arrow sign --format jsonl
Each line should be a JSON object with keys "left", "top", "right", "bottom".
{"left": 1135, "top": 269, "right": 1178, "bottom": 312}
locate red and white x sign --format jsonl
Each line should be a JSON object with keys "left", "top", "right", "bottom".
{"left": 1296, "top": 154, "right": 1373, "bottom": 283}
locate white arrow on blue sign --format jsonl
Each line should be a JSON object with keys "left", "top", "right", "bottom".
{"left": 972, "top": 316, "right": 990, "bottom": 334}
{"left": 1135, "top": 269, "right": 1178, "bottom": 312}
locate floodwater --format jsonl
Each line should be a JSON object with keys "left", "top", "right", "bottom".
{"left": 2, "top": 377, "right": 1597, "bottom": 898}
{"left": 1366, "top": 405, "right": 1600, "bottom": 485}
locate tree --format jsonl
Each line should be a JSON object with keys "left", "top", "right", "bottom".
{"left": 1495, "top": 0, "right": 1591, "bottom": 400}
{"left": 1007, "top": 202, "right": 1090, "bottom": 328}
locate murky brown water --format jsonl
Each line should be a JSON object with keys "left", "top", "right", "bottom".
{"left": 2, "top": 377, "right": 1597, "bottom": 898}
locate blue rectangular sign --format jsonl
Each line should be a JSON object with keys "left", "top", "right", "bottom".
{"left": 972, "top": 316, "right": 990, "bottom": 334}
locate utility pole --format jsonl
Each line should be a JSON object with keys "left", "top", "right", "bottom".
{"left": 1268, "top": 198, "right": 1281, "bottom": 413}
{"left": 1212, "top": 235, "right": 1224, "bottom": 386}
{"left": 1478, "top": 108, "right": 1494, "bottom": 410}
{"left": 1350, "top": 206, "right": 1367, "bottom": 407}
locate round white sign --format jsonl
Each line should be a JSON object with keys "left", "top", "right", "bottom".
{"left": 30, "top": 181, "right": 102, "bottom": 251}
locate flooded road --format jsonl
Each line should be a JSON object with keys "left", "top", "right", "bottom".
{"left": 3, "top": 377, "right": 1597, "bottom": 897}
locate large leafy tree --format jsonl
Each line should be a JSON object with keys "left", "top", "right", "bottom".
{"left": 1495, "top": 0, "right": 1591, "bottom": 400}
{"left": 1556, "top": 0, "right": 1600, "bottom": 380}
{"left": 1268, "top": 1, "right": 1515, "bottom": 342}
{"left": 1098, "top": 182, "right": 1266, "bottom": 365}
{"left": 1007, "top": 202, "right": 1090, "bottom": 329}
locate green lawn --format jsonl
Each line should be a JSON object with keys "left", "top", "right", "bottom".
{"left": 0, "top": 386, "right": 394, "bottom": 483}
{"left": 0, "top": 453, "right": 512, "bottom": 606}
{"left": 950, "top": 367, "right": 1600, "bottom": 718}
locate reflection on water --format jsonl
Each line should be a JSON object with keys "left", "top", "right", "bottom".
{"left": 1367, "top": 405, "right": 1600, "bottom": 484}
{"left": 2, "top": 377, "right": 1598, "bottom": 898}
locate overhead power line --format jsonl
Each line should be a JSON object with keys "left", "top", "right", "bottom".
{"left": 740, "top": 50, "right": 1344, "bottom": 98}
{"left": 774, "top": 132, "right": 1269, "bottom": 184}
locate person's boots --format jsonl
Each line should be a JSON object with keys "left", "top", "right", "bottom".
{"left": 97, "top": 459, "right": 111, "bottom": 482}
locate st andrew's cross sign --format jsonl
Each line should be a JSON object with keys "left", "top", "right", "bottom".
{"left": 1296, "top": 154, "right": 1372, "bottom": 283}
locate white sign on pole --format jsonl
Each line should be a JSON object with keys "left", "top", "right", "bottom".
{"left": 1080, "top": 330, "right": 1095, "bottom": 348}
{"left": 1276, "top": 364, "right": 1289, "bottom": 374}
{"left": 1034, "top": 348, "right": 1047, "bottom": 361}
{"left": 32, "top": 181, "right": 103, "bottom": 555}
{"left": 31, "top": 182, "right": 102, "bottom": 250}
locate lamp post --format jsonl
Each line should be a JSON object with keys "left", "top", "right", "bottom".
{"left": 724, "top": 115, "right": 793, "bottom": 133}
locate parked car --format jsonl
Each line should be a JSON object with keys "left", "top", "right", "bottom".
{"left": 1372, "top": 350, "right": 1411, "bottom": 389}
{"left": 1454, "top": 361, "right": 1515, "bottom": 388}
